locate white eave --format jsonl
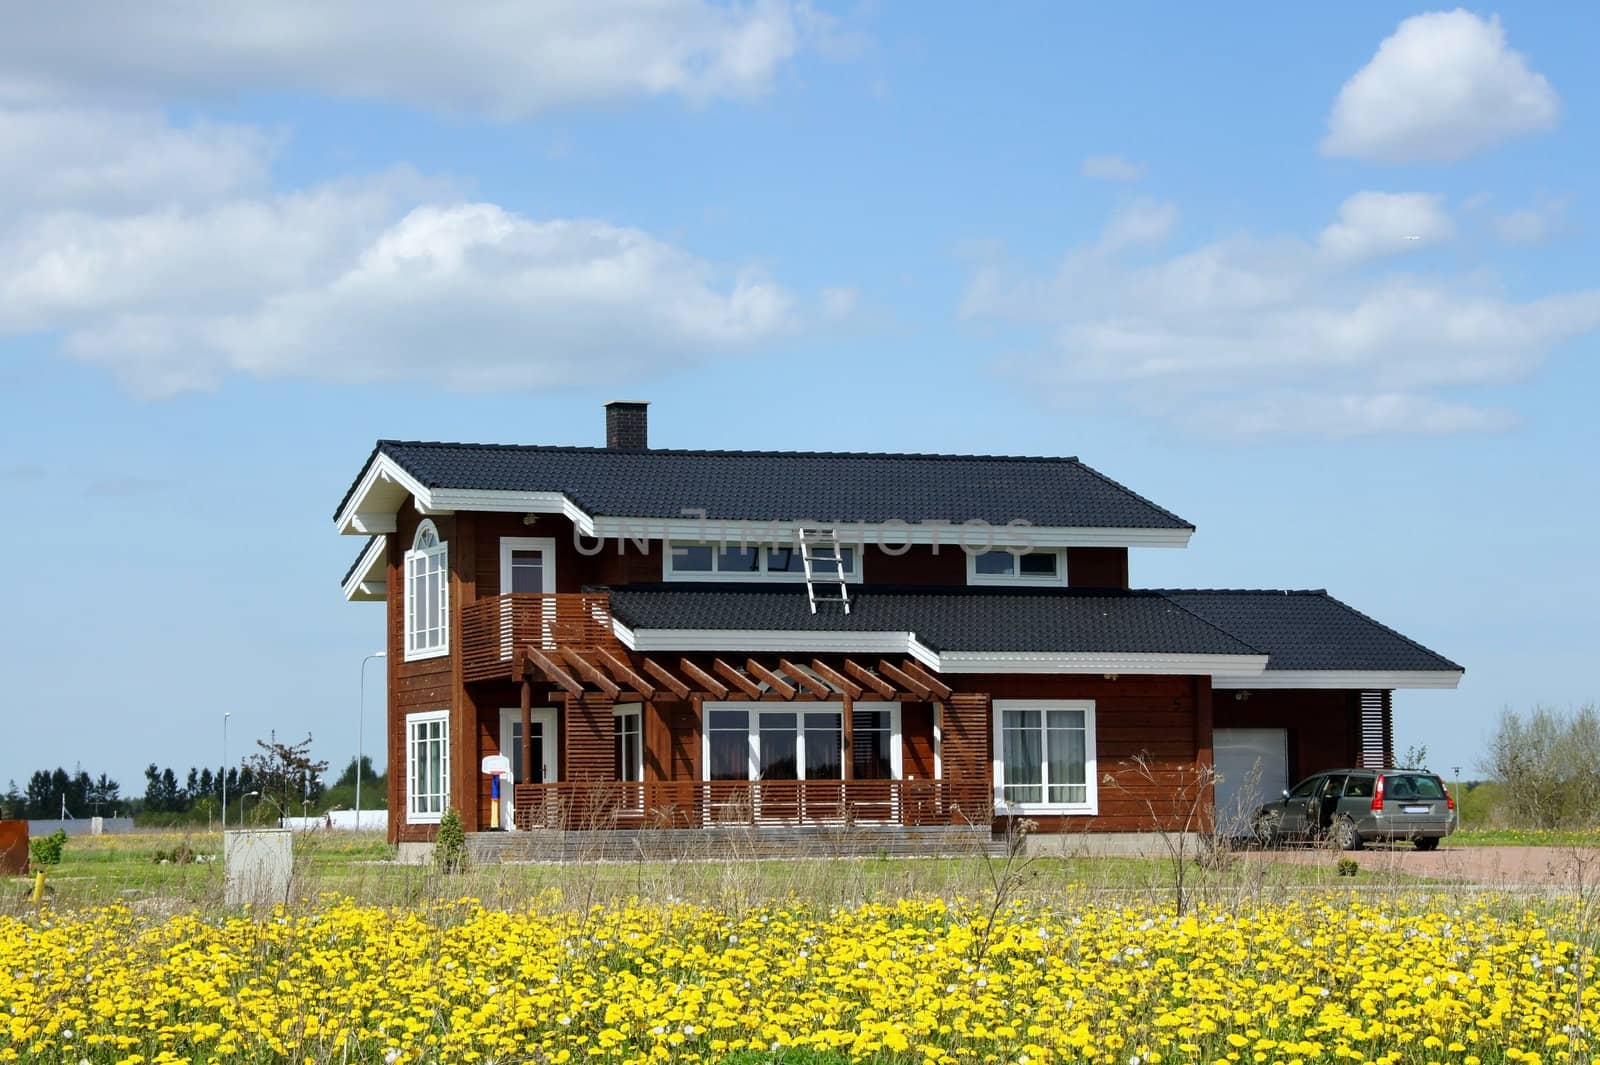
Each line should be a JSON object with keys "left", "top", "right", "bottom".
{"left": 1212, "top": 669, "right": 1464, "bottom": 690}
{"left": 336, "top": 453, "right": 1194, "bottom": 548}
{"left": 611, "top": 620, "right": 1267, "bottom": 678}
{"left": 340, "top": 537, "right": 388, "bottom": 602}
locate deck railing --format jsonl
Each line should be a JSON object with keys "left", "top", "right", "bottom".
{"left": 461, "top": 593, "right": 619, "bottom": 681}
{"left": 509, "top": 779, "right": 993, "bottom": 831}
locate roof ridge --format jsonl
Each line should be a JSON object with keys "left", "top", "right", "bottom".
{"left": 1155, "top": 592, "right": 1270, "bottom": 657}
{"left": 377, "top": 439, "right": 1086, "bottom": 464}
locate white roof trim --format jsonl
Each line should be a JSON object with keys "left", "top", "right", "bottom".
{"left": 938, "top": 651, "right": 1269, "bottom": 676}
{"left": 340, "top": 537, "right": 388, "bottom": 603}
{"left": 611, "top": 620, "right": 1264, "bottom": 677}
{"left": 1212, "top": 669, "right": 1463, "bottom": 690}
{"left": 611, "top": 620, "right": 942, "bottom": 671}
{"left": 336, "top": 454, "right": 1193, "bottom": 548}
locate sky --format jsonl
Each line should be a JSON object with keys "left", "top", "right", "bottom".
{"left": 3, "top": 3, "right": 1597, "bottom": 798}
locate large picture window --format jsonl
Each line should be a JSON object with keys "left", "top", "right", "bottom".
{"left": 404, "top": 520, "right": 449, "bottom": 659}
{"left": 992, "top": 700, "right": 1096, "bottom": 813}
{"left": 406, "top": 709, "right": 449, "bottom": 823}
{"left": 703, "top": 704, "right": 899, "bottom": 781}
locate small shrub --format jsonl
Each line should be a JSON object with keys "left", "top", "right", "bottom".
{"left": 29, "top": 830, "right": 67, "bottom": 869}
{"left": 152, "top": 842, "right": 197, "bottom": 865}
{"left": 1337, "top": 857, "right": 1359, "bottom": 877}
{"left": 435, "top": 808, "right": 467, "bottom": 874}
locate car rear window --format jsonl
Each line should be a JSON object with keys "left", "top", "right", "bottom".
{"left": 1343, "top": 775, "right": 1375, "bottom": 798}
{"left": 1385, "top": 774, "right": 1445, "bottom": 800}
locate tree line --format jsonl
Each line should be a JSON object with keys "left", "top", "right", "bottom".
{"left": 1, "top": 733, "right": 387, "bottom": 822}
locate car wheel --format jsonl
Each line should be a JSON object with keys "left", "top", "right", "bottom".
{"left": 1330, "top": 817, "right": 1362, "bottom": 851}
{"left": 1414, "top": 837, "right": 1439, "bottom": 852}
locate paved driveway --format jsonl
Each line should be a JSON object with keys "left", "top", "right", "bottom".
{"left": 1262, "top": 843, "right": 1600, "bottom": 887}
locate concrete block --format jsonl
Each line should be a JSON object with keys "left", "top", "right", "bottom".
{"left": 224, "top": 829, "right": 293, "bottom": 907}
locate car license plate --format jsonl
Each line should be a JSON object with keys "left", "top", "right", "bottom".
{"left": 1403, "top": 805, "right": 1430, "bottom": 814}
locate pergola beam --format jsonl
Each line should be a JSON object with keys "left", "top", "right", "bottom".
{"left": 746, "top": 658, "right": 797, "bottom": 700}
{"left": 878, "top": 659, "right": 931, "bottom": 700}
{"left": 680, "top": 658, "right": 730, "bottom": 700}
{"left": 591, "top": 646, "right": 656, "bottom": 698}
{"left": 642, "top": 657, "right": 691, "bottom": 700}
{"left": 714, "top": 658, "right": 764, "bottom": 699}
{"left": 778, "top": 659, "right": 831, "bottom": 698}
{"left": 809, "top": 659, "right": 863, "bottom": 699}
{"left": 559, "top": 647, "right": 622, "bottom": 699}
{"left": 899, "top": 658, "right": 953, "bottom": 700}
{"left": 844, "top": 659, "right": 897, "bottom": 699}
{"left": 523, "top": 647, "right": 583, "bottom": 696}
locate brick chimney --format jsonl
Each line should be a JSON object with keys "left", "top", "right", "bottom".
{"left": 604, "top": 401, "right": 649, "bottom": 449}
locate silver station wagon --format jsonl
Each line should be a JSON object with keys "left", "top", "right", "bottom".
{"left": 1252, "top": 768, "right": 1458, "bottom": 850}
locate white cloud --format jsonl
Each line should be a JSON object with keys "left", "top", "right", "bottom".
{"left": 1492, "top": 198, "right": 1569, "bottom": 244}
{"left": 1323, "top": 10, "right": 1558, "bottom": 163}
{"left": 962, "top": 195, "right": 1600, "bottom": 438}
{"left": 1080, "top": 154, "right": 1146, "bottom": 182}
{"left": 1318, "top": 191, "right": 1455, "bottom": 261}
{"left": 0, "top": 0, "right": 812, "bottom": 118}
{"left": 0, "top": 108, "right": 802, "bottom": 397}
{"left": 1097, "top": 200, "right": 1179, "bottom": 253}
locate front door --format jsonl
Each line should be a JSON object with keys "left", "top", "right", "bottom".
{"left": 499, "top": 537, "right": 556, "bottom": 656}
{"left": 499, "top": 707, "right": 559, "bottom": 829}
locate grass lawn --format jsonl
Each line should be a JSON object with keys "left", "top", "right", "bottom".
{"left": 1448, "top": 826, "right": 1600, "bottom": 847}
{"left": 3, "top": 829, "right": 1430, "bottom": 913}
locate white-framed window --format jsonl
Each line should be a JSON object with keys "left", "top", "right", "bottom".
{"left": 664, "top": 541, "right": 862, "bottom": 583}
{"left": 615, "top": 707, "right": 643, "bottom": 783}
{"left": 404, "top": 520, "right": 449, "bottom": 660}
{"left": 967, "top": 548, "right": 1068, "bottom": 586}
{"left": 703, "top": 703, "right": 900, "bottom": 781}
{"left": 992, "top": 700, "right": 1096, "bottom": 814}
{"left": 406, "top": 709, "right": 450, "bottom": 824}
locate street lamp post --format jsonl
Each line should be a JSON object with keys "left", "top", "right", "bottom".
{"left": 357, "top": 652, "right": 386, "bottom": 831}
{"left": 222, "top": 712, "right": 231, "bottom": 831}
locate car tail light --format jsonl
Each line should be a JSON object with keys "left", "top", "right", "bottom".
{"left": 1371, "top": 775, "right": 1385, "bottom": 812}
{"left": 1443, "top": 783, "right": 1456, "bottom": 811}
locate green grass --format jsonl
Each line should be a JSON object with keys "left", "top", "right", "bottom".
{"left": 1448, "top": 827, "right": 1600, "bottom": 847}
{"left": 1, "top": 829, "right": 1434, "bottom": 914}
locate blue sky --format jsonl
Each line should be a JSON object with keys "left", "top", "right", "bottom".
{"left": 3, "top": 3, "right": 1596, "bottom": 797}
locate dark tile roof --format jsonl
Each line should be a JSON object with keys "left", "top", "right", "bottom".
{"left": 336, "top": 441, "right": 1192, "bottom": 530}
{"left": 1160, "top": 590, "right": 1463, "bottom": 672}
{"left": 604, "top": 585, "right": 1259, "bottom": 656}
{"left": 603, "top": 584, "right": 1463, "bottom": 673}
{"left": 341, "top": 535, "right": 381, "bottom": 588}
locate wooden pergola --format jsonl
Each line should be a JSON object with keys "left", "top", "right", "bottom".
{"left": 511, "top": 646, "right": 955, "bottom": 788}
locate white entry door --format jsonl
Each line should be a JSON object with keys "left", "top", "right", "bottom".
{"left": 499, "top": 537, "right": 556, "bottom": 656}
{"left": 1213, "top": 728, "right": 1288, "bottom": 835}
{"left": 499, "top": 707, "right": 559, "bottom": 828}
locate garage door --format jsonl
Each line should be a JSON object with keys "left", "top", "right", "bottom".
{"left": 1213, "top": 728, "right": 1288, "bottom": 835}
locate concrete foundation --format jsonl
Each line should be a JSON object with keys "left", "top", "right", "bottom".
{"left": 1019, "top": 831, "right": 1202, "bottom": 858}
{"left": 396, "top": 841, "right": 434, "bottom": 866}
{"left": 223, "top": 829, "right": 292, "bottom": 907}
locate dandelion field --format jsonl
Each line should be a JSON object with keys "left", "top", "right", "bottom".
{"left": 3, "top": 891, "right": 1595, "bottom": 1065}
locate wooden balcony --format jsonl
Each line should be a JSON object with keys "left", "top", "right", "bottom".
{"left": 461, "top": 593, "right": 620, "bottom": 682}
{"left": 509, "top": 779, "right": 993, "bottom": 831}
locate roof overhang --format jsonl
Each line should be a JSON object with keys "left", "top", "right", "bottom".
{"left": 341, "top": 537, "right": 388, "bottom": 602}
{"left": 611, "top": 620, "right": 1267, "bottom": 678}
{"left": 336, "top": 453, "right": 1194, "bottom": 548}
{"left": 1212, "top": 669, "right": 1464, "bottom": 690}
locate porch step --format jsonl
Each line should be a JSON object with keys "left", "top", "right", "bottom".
{"left": 466, "top": 825, "right": 1007, "bottom": 864}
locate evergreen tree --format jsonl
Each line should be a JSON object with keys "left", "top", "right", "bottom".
{"left": 159, "top": 768, "right": 181, "bottom": 811}
{"left": 143, "top": 764, "right": 163, "bottom": 813}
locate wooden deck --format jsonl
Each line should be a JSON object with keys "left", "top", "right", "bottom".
{"left": 467, "top": 823, "right": 1005, "bottom": 864}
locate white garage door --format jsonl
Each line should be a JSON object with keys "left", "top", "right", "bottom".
{"left": 1213, "top": 728, "right": 1288, "bottom": 835}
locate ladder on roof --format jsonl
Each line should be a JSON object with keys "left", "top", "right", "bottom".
{"left": 799, "top": 527, "right": 851, "bottom": 615}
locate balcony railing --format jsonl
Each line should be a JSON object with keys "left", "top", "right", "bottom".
{"left": 462, "top": 593, "right": 619, "bottom": 682}
{"left": 509, "top": 779, "right": 993, "bottom": 831}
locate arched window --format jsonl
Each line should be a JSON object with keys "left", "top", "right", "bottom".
{"left": 404, "top": 520, "right": 449, "bottom": 659}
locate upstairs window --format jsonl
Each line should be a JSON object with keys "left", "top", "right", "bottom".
{"left": 665, "top": 541, "right": 859, "bottom": 582}
{"left": 968, "top": 548, "right": 1066, "bottom": 586}
{"left": 405, "top": 520, "right": 449, "bottom": 659}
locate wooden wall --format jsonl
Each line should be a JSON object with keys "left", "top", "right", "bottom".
{"left": 1213, "top": 690, "right": 1360, "bottom": 784}
{"left": 386, "top": 508, "right": 456, "bottom": 844}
